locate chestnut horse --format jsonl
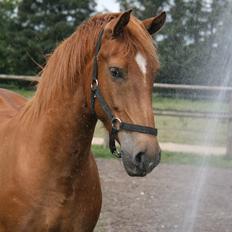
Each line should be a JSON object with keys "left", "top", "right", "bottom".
{"left": 0, "top": 10, "right": 166, "bottom": 231}
{"left": 0, "top": 89, "right": 27, "bottom": 120}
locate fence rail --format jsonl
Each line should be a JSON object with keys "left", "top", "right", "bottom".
{"left": 153, "top": 83, "right": 232, "bottom": 91}
{"left": 0, "top": 74, "right": 39, "bottom": 82}
{"left": 1, "top": 74, "right": 232, "bottom": 91}
{"left": 1, "top": 74, "right": 232, "bottom": 158}
{"left": 154, "top": 108, "right": 232, "bottom": 120}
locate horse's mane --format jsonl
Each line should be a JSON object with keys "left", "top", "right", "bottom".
{"left": 20, "top": 13, "right": 159, "bottom": 119}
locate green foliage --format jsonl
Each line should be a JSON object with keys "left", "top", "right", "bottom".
{"left": 0, "top": 0, "right": 18, "bottom": 73}
{"left": 0, "top": 0, "right": 96, "bottom": 75}
{"left": 1, "top": 0, "right": 231, "bottom": 86}
{"left": 118, "top": 0, "right": 164, "bottom": 18}
{"left": 118, "top": 0, "right": 229, "bottom": 85}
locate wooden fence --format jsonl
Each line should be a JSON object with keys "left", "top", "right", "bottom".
{"left": 0, "top": 74, "right": 39, "bottom": 82}
{"left": 1, "top": 74, "right": 232, "bottom": 158}
{"left": 153, "top": 83, "right": 232, "bottom": 158}
{"left": 153, "top": 83, "right": 232, "bottom": 120}
{"left": 154, "top": 83, "right": 232, "bottom": 91}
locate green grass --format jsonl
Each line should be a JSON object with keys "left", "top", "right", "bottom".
{"left": 152, "top": 95, "right": 228, "bottom": 146}
{"left": 156, "top": 115, "right": 227, "bottom": 145}
{"left": 153, "top": 95, "right": 229, "bottom": 146}
{"left": 162, "top": 151, "right": 232, "bottom": 169}
{"left": 92, "top": 145, "right": 114, "bottom": 159}
{"left": 94, "top": 115, "right": 228, "bottom": 146}
{"left": 153, "top": 95, "right": 229, "bottom": 113}
{"left": 92, "top": 145, "right": 232, "bottom": 169}
{"left": 94, "top": 96, "right": 228, "bottom": 146}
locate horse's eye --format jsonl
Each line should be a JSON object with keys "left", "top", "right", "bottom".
{"left": 109, "top": 67, "right": 124, "bottom": 79}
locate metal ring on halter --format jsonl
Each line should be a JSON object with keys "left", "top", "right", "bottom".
{"left": 111, "top": 117, "right": 122, "bottom": 131}
{"left": 113, "top": 149, "right": 121, "bottom": 158}
{"left": 91, "top": 79, "right": 98, "bottom": 91}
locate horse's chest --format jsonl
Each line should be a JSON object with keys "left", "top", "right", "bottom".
{"left": 17, "top": 201, "right": 98, "bottom": 232}
{"left": 1, "top": 155, "right": 102, "bottom": 232}
{"left": 29, "top": 183, "right": 101, "bottom": 231}
{"left": 0, "top": 182, "right": 101, "bottom": 232}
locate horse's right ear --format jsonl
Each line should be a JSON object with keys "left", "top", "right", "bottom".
{"left": 143, "top": 12, "right": 166, "bottom": 35}
{"left": 112, "top": 9, "right": 132, "bottom": 37}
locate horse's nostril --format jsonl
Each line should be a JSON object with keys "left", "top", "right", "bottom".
{"left": 134, "top": 152, "right": 145, "bottom": 165}
{"left": 134, "top": 150, "right": 161, "bottom": 170}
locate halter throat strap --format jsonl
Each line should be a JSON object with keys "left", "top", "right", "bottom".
{"left": 91, "top": 30, "right": 158, "bottom": 158}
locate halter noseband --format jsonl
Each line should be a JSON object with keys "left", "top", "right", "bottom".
{"left": 91, "top": 30, "right": 158, "bottom": 158}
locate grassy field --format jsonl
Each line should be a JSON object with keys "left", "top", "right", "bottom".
{"left": 92, "top": 145, "right": 232, "bottom": 169}
{"left": 156, "top": 115, "right": 227, "bottom": 145}
{"left": 95, "top": 97, "right": 228, "bottom": 146}
{"left": 152, "top": 95, "right": 229, "bottom": 146}
{"left": 153, "top": 95, "right": 229, "bottom": 113}
{"left": 1, "top": 84, "right": 229, "bottom": 146}
{"left": 94, "top": 116, "right": 227, "bottom": 146}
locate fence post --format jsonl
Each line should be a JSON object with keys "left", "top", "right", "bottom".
{"left": 226, "top": 93, "right": 232, "bottom": 159}
{"left": 103, "top": 130, "right": 109, "bottom": 148}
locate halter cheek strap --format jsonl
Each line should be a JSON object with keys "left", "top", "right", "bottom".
{"left": 91, "top": 30, "right": 158, "bottom": 158}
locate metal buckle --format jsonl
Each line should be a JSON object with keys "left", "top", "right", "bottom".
{"left": 113, "top": 149, "right": 121, "bottom": 158}
{"left": 91, "top": 79, "right": 98, "bottom": 91}
{"left": 111, "top": 117, "right": 122, "bottom": 131}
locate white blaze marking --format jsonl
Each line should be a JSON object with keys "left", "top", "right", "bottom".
{"left": 135, "top": 52, "right": 147, "bottom": 76}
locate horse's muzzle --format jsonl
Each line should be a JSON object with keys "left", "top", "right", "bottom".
{"left": 121, "top": 150, "right": 161, "bottom": 177}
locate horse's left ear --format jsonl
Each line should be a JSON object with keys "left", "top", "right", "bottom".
{"left": 143, "top": 12, "right": 166, "bottom": 35}
{"left": 112, "top": 9, "right": 132, "bottom": 37}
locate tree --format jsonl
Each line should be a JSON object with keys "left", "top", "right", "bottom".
{"left": 118, "top": 0, "right": 229, "bottom": 85}
{"left": 204, "top": 0, "right": 232, "bottom": 86}
{"left": 0, "top": 0, "right": 19, "bottom": 74}
{"left": 0, "top": 0, "right": 96, "bottom": 75}
{"left": 118, "top": 0, "right": 165, "bottom": 19}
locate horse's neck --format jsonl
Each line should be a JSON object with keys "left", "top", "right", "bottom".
{"left": 16, "top": 32, "right": 97, "bottom": 177}
{"left": 20, "top": 78, "right": 96, "bottom": 176}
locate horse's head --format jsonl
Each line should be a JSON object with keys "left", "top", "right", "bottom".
{"left": 91, "top": 10, "right": 166, "bottom": 176}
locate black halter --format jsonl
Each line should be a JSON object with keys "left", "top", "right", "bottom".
{"left": 91, "top": 30, "right": 158, "bottom": 158}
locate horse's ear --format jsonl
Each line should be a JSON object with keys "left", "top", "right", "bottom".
{"left": 143, "top": 12, "right": 166, "bottom": 35}
{"left": 112, "top": 9, "right": 132, "bottom": 37}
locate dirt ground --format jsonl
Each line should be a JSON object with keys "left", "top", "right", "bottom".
{"left": 95, "top": 159, "right": 232, "bottom": 232}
